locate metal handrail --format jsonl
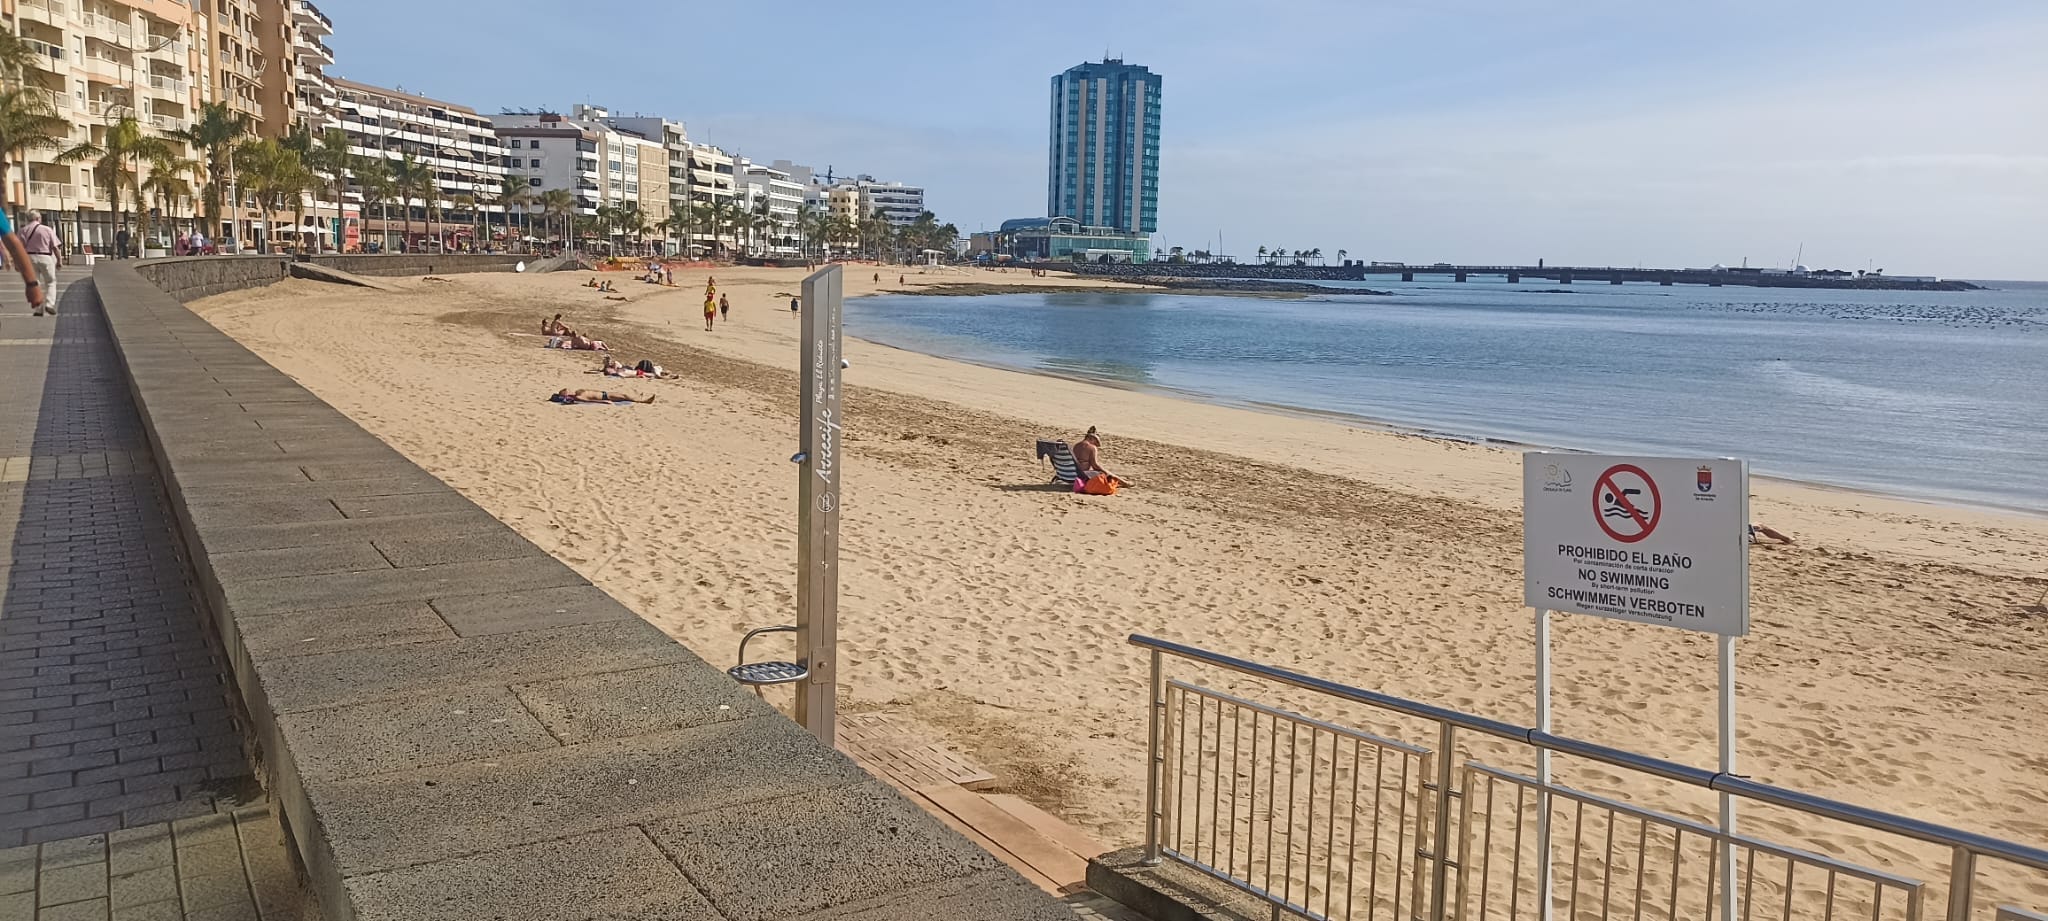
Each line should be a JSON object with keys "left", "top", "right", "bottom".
{"left": 1130, "top": 633, "right": 2048, "bottom": 876}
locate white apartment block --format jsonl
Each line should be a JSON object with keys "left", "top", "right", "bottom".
{"left": 858, "top": 178, "right": 925, "bottom": 226}
{"left": 732, "top": 158, "right": 805, "bottom": 255}
{"left": 289, "top": 0, "right": 334, "bottom": 128}
{"left": 331, "top": 77, "right": 509, "bottom": 248}
{"left": 606, "top": 114, "right": 690, "bottom": 227}
{"left": 496, "top": 106, "right": 670, "bottom": 248}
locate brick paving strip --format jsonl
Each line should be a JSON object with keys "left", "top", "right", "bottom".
{"left": 0, "top": 271, "right": 311, "bottom": 919}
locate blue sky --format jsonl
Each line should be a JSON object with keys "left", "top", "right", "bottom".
{"left": 332, "top": 1, "right": 2047, "bottom": 279}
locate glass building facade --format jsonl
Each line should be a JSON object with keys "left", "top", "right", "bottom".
{"left": 1048, "top": 60, "right": 1161, "bottom": 235}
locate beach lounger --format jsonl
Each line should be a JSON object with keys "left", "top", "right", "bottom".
{"left": 1036, "top": 439, "right": 1081, "bottom": 485}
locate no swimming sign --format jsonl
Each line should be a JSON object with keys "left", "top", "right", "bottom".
{"left": 1523, "top": 453, "right": 1751, "bottom": 637}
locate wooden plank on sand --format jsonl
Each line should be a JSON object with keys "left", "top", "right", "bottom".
{"left": 917, "top": 783, "right": 1089, "bottom": 889}
{"left": 983, "top": 793, "right": 1108, "bottom": 860}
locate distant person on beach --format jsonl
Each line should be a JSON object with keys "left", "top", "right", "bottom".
{"left": 552, "top": 388, "right": 655, "bottom": 405}
{"left": 718, "top": 293, "right": 730, "bottom": 320}
{"left": 790, "top": 296, "right": 800, "bottom": 315}
{"left": 703, "top": 293, "right": 717, "bottom": 331}
{"left": 0, "top": 205, "right": 47, "bottom": 313}
{"left": 1749, "top": 523, "right": 1794, "bottom": 544}
{"left": 542, "top": 313, "right": 570, "bottom": 335}
{"left": 1071, "top": 426, "right": 1125, "bottom": 485}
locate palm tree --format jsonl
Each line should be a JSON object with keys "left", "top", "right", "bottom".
{"left": 59, "top": 116, "right": 171, "bottom": 249}
{"left": 388, "top": 152, "right": 434, "bottom": 249}
{"left": 0, "top": 25, "right": 39, "bottom": 83}
{"left": 492, "top": 176, "right": 530, "bottom": 250}
{"left": 452, "top": 193, "right": 477, "bottom": 247}
{"left": 304, "top": 127, "right": 355, "bottom": 252}
{"left": 1337, "top": 248, "right": 1347, "bottom": 266}
{"left": 663, "top": 204, "right": 697, "bottom": 259}
{"left": 1309, "top": 247, "right": 1323, "bottom": 265}
{"left": 0, "top": 86, "right": 68, "bottom": 206}
{"left": 538, "top": 188, "right": 574, "bottom": 249}
{"left": 172, "top": 102, "right": 254, "bottom": 242}
{"left": 354, "top": 158, "right": 393, "bottom": 250}
{"left": 140, "top": 152, "right": 196, "bottom": 244}
{"left": 234, "top": 137, "right": 319, "bottom": 253}
{"left": 1256, "top": 245, "right": 1267, "bottom": 265}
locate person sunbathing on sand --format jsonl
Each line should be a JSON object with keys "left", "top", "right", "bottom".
{"left": 1072, "top": 426, "right": 1128, "bottom": 485}
{"left": 1749, "top": 523, "right": 1793, "bottom": 544}
{"left": 600, "top": 356, "right": 672, "bottom": 379}
{"left": 553, "top": 388, "right": 655, "bottom": 405}
{"left": 542, "top": 313, "right": 572, "bottom": 336}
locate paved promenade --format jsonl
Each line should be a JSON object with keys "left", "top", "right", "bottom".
{"left": 0, "top": 269, "right": 310, "bottom": 919}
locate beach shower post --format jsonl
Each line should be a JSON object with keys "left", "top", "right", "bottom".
{"left": 793, "top": 265, "right": 845, "bottom": 743}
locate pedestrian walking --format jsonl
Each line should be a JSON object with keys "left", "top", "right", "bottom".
{"left": 18, "top": 211, "right": 61, "bottom": 316}
{"left": 0, "top": 206, "right": 48, "bottom": 314}
{"left": 115, "top": 225, "right": 131, "bottom": 259}
{"left": 790, "top": 296, "right": 800, "bottom": 316}
{"left": 718, "top": 293, "right": 730, "bottom": 320}
{"left": 703, "top": 293, "right": 717, "bottom": 331}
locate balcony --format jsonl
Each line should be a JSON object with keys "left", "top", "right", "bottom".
{"left": 148, "top": 114, "right": 187, "bottom": 132}
{"left": 305, "top": 39, "right": 334, "bottom": 65}
{"left": 16, "top": 0, "right": 66, "bottom": 25}
{"left": 292, "top": 0, "right": 333, "bottom": 36}
{"left": 148, "top": 75, "right": 189, "bottom": 96}
{"left": 21, "top": 38, "right": 65, "bottom": 68}
{"left": 28, "top": 182, "right": 75, "bottom": 202}
{"left": 78, "top": 12, "right": 136, "bottom": 45}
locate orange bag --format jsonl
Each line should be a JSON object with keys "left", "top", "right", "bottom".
{"left": 1081, "top": 474, "right": 1119, "bottom": 496}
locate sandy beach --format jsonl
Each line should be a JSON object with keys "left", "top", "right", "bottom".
{"left": 191, "top": 265, "right": 2048, "bottom": 900}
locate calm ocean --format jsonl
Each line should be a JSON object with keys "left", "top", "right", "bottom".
{"left": 845, "top": 279, "right": 2048, "bottom": 513}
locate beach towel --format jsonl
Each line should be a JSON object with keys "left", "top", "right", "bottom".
{"left": 549, "top": 394, "right": 635, "bottom": 405}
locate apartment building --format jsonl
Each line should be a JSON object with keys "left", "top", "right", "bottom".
{"left": 606, "top": 114, "right": 689, "bottom": 245}
{"left": 4, "top": 0, "right": 207, "bottom": 250}
{"left": 196, "top": 0, "right": 274, "bottom": 133}
{"left": 732, "top": 158, "right": 805, "bottom": 255}
{"left": 331, "top": 77, "right": 509, "bottom": 250}
{"left": 857, "top": 178, "right": 925, "bottom": 226}
{"left": 496, "top": 106, "right": 669, "bottom": 251}
{"left": 288, "top": 0, "right": 334, "bottom": 128}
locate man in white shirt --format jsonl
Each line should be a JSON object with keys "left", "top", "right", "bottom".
{"left": 18, "top": 210, "right": 60, "bottom": 316}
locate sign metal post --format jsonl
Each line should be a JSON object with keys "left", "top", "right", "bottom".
{"left": 795, "top": 266, "right": 844, "bottom": 744}
{"left": 1525, "top": 453, "right": 1750, "bottom": 921}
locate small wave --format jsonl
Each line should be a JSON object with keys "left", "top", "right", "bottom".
{"left": 1755, "top": 363, "right": 1970, "bottom": 411}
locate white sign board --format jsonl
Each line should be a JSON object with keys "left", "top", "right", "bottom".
{"left": 1523, "top": 453, "right": 1750, "bottom": 636}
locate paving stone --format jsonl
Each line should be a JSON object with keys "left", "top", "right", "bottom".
{"left": 235, "top": 602, "right": 455, "bottom": 659}
{"left": 315, "top": 715, "right": 871, "bottom": 875}
{"left": 106, "top": 825, "right": 175, "bottom": 875}
{"left": 370, "top": 531, "right": 540, "bottom": 568}
{"left": 649, "top": 780, "right": 1001, "bottom": 921}
{"left": 513, "top": 662, "right": 776, "bottom": 744}
{"left": 281, "top": 685, "right": 559, "bottom": 779}
{"left": 793, "top": 870, "right": 1083, "bottom": 921}
{"left": 109, "top": 863, "right": 179, "bottom": 909}
{"left": 254, "top": 621, "right": 694, "bottom": 713}
{"left": 344, "top": 827, "right": 722, "bottom": 921}
{"left": 0, "top": 842, "right": 34, "bottom": 893}
{"left": 38, "top": 860, "right": 109, "bottom": 906}
{"left": 39, "top": 896, "right": 112, "bottom": 921}
{"left": 220, "top": 557, "right": 586, "bottom": 616}
{"left": 208, "top": 542, "right": 392, "bottom": 583}
{"left": 110, "top": 899, "right": 184, "bottom": 921}
{"left": 428, "top": 584, "right": 641, "bottom": 637}
{"left": 37, "top": 833, "right": 107, "bottom": 869}
{"left": 0, "top": 890, "right": 34, "bottom": 919}
{"left": 192, "top": 510, "right": 494, "bottom": 554}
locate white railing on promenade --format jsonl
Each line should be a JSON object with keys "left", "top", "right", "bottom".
{"left": 1133, "top": 635, "right": 2048, "bottom": 921}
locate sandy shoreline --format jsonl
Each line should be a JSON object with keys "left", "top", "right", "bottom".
{"left": 190, "top": 265, "right": 2048, "bottom": 902}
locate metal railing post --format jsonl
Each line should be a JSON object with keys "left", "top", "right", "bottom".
{"left": 1145, "top": 647, "right": 1165, "bottom": 865}
{"left": 1429, "top": 722, "right": 1457, "bottom": 921}
{"left": 1948, "top": 847, "right": 1976, "bottom": 921}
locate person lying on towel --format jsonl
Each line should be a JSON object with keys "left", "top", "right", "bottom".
{"left": 550, "top": 388, "right": 655, "bottom": 405}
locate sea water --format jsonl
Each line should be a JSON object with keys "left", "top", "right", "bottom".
{"left": 845, "top": 279, "right": 2048, "bottom": 512}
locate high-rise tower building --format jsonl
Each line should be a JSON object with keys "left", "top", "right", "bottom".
{"left": 1047, "top": 59, "right": 1160, "bottom": 234}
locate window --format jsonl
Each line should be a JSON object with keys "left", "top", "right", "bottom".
{"left": 529, "top": 158, "right": 541, "bottom": 168}
{"left": 507, "top": 139, "right": 520, "bottom": 149}
{"left": 528, "top": 178, "right": 542, "bottom": 187}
